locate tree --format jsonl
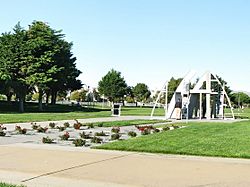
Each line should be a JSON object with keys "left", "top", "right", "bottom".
{"left": 25, "top": 21, "right": 63, "bottom": 111}
{"left": 230, "top": 92, "right": 250, "bottom": 106}
{"left": 0, "top": 23, "right": 31, "bottom": 112}
{"left": 98, "top": 69, "right": 127, "bottom": 103}
{"left": 0, "top": 21, "right": 82, "bottom": 112}
{"left": 167, "top": 77, "right": 182, "bottom": 102}
{"left": 70, "top": 89, "right": 87, "bottom": 102}
{"left": 132, "top": 83, "right": 151, "bottom": 106}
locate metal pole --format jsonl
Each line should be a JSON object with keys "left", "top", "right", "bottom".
{"left": 165, "top": 82, "right": 168, "bottom": 120}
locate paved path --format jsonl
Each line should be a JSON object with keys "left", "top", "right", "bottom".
{"left": 1, "top": 144, "right": 250, "bottom": 187}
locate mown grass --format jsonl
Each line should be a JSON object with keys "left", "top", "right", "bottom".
{"left": 97, "top": 120, "right": 250, "bottom": 158}
{"left": 89, "top": 119, "right": 168, "bottom": 127}
{"left": 0, "top": 182, "right": 25, "bottom": 187}
{"left": 0, "top": 101, "right": 163, "bottom": 123}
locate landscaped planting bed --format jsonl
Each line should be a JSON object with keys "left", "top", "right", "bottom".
{"left": 0, "top": 120, "right": 176, "bottom": 148}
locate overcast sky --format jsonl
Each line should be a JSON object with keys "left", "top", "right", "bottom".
{"left": 1, "top": 0, "right": 250, "bottom": 92}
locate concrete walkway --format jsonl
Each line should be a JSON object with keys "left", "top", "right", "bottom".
{"left": 1, "top": 144, "right": 250, "bottom": 187}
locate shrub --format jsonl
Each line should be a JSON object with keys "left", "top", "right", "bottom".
{"left": 37, "top": 126, "right": 48, "bottom": 133}
{"left": 162, "top": 126, "right": 170, "bottom": 131}
{"left": 49, "top": 122, "right": 56, "bottom": 129}
{"left": 73, "top": 138, "right": 85, "bottom": 147}
{"left": 79, "top": 132, "right": 91, "bottom": 139}
{"left": 0, "top": 130, "right": 6, "bottom": 136}
{"left": 97, "top": 122, "right": 104, "bottom": 127}
{"left": 31, "top": 123, "right": 38, "bottom": 130}
{"left": 0, "top": 124, "right": 6, "bottom": 130}
{"left": 141, "top": 129, "right": 151, "bottom": 135}
{"left": 128, "top": 131, "right": 137, "bottom": 137}
{"left": 172, "top": 125, "right": 180, "bottom": 129}
{"left": 15, "top": 126, "right": 27, "bottom": 134}
{"left": 63, "top": 122, "right": 70, "bottom": 128}
{"left": 111, "top": 127, "right": 120, "bottom": 133}
{"left": 153, "top": 128, "right": 160, "bottom": 133}
{"left": 42, "top": 136, "right": 53, "bottom": 144}
{"left": 60, "top": 132, "right": 70, "bottom": 140}
{"left": 56, "top": 126, "right": 66, "bottom": 131}
{"left": 73, "top": 123, "right": 81, "bottom": 130}
{"left": 87, "top": 123, "right": 94, "bottom": 128}
{"left": 111, "top": 133, "right": 121, "bottom": 140}
{"left": 135, "top": 125, "right": 153, "bottom": 132}
{"left": 94, "top": 131, "right": 107, "bottom": 136}
{"left": 91, "top": 136, "right": 102, "bottom": 143}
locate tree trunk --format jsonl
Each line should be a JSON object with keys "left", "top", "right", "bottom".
{"left": 46, "top": 94, "right": 49, "bottom": 104}
{"left": 38, "top": 90, "right": 43, "bottom": 111}
{"left": 19, "top": 96, "right": 24, "bottom": 113}
{"left": 51, "top": 90, "right": 57, "bottom": 105}
{"left": 45, "top": 92, "right": 50, "bottom": 104}
{"left": 6, "top": 94, "right": 12, "bottom": 104}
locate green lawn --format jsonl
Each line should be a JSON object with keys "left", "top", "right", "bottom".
{"left": 0, "top": 183, "right": 25, "bottom": 187}
{"left": 233, "top": 107, "right": 250, "bottom": 119}
{"left": 0, "top": 101, "right": 163, "bottom": 123}
{"left": 97, "top": 120, "right": 250, "bottom": 158}
{"left": 88, "top": 119, "right": 168, "bottom": 127}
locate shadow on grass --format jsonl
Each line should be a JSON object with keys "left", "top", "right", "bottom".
{"left": 0, "top": 101, "right": 110, "bottom": 114}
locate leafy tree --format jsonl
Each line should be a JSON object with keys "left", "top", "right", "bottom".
{"left": 46, "top": 39, "right": 82, "bottom": 105}
{"left": 0, "top": 21, "right": 82, "bottom": 112}
{"left": 230, "top": 92, "right": 250, "bottom": 106}
{"left": 167, "top": 77, "right": 182, "bottom": 102}
{"left": 132, "top": 83, "right": 151, "bottom": 105}
{"left": 70, "top": 89, "right": 87, "bottom": 101}
{"left": 98, "top": 69, "right": 127, "bottom": 103}
{"left": 0, "top": 23, "right": 30, "bottom": 112}
{"left": 25, "top": 21, "right": 63, "bottom": 111}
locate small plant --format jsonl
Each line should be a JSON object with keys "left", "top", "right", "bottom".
{"left": 37, "top": 126, "right": 48, "bottom": 133}
{"left": 0, "top": 124, "right": 6, "bottom": 136}
{"left": 141, "top": 128, "right": 151, "bottom": 135}
{"left": 79, "top": 131, "right": 91, "bottom": 139}
{"left": 153, "top": 128, "right": 160, "bottom": 133}
{"left": 42, "top": 136, "right": 54, "bottom": 144}
{"left": 91, "top": 136, "right": 102, "bottom": 143}
{"left": 172, "top": 125, "right": 180, "bottom": 129}
{"left": 0, "top": 124, "right": 6, "bottom": 130}
{"left": 128, "top": 131, "right": 137, "bottom": 137}
{"left": 49, "top": 122, "right": 56, "bottom": 129}
{"left": 15, "top": 126, "right": 27, "bottom": 134}
{"left": 31, "top": 123, "right": 38, "bottom": 130}
{"left": 135, "top": 125, "right": 153, "bottom": 132}
{"left": 111, "top": 127, "right": 120, "bottom": 133}
{"left": 162, "top": 126, "right": 170, "bottom": 131}
{"left": 94, "top": 131, "right": 107, "bottom": 136}
{"left": 73, "top": 122, "right": 81, "bottom": 130}
{"left": 60, "top": 132, "right": 70, "bottom": 140}
{"left": 56, "top": 126, "right": 66, "bottom": 131}
{"left": 63, "top": 122, "right": 70, "bottom": 128}
{"left": 0, "top": 130, "right": 6, "bottom": 136}
{"left": 73, "top": 138, "right": 86, "bottom": 147}
{"left": 97, "top": 122, "right": 104, "bottom": 127}
{"left": 87, "top": 123, "right": 94, "bottom": 128}
{"left": 111, "top": 133, "right": 121, "bottom": 140}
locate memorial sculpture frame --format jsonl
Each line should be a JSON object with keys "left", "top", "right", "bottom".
{"left": 151, "top": 71, "right": 235, "bottom": 120}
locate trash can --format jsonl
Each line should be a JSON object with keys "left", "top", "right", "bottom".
{"left": 112, "top": 104, "right": 121, "bottom": 116}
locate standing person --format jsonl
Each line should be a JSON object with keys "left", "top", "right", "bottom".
{"left": 175, "top": 98, "right": 182, "bottom": 120}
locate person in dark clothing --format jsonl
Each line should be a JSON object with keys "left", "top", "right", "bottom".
{"left": 175, "top": 98, "right": 182, "bottom": 119}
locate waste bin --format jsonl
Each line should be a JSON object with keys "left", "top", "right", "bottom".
{"left": 112, "top": 104, "right": 121, "bottom": 116}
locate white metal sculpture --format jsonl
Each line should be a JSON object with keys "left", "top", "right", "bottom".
{"left": 151, "top": 71, "right": 234, "bottom": 120}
